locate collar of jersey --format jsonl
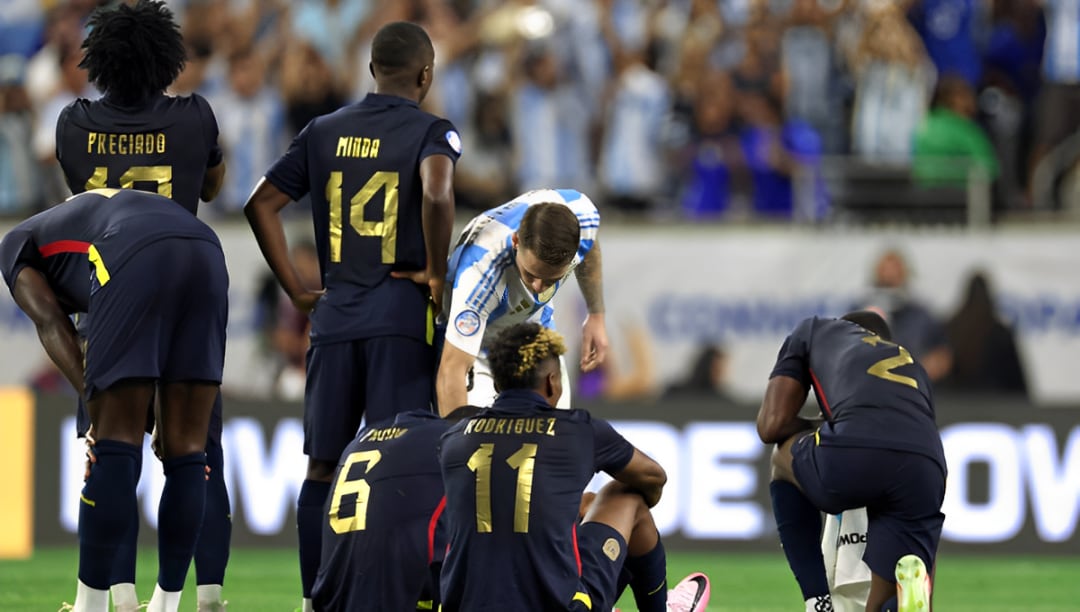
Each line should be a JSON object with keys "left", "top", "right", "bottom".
{"left": 362, "top": 92, "right": 419, "bottom": 108}
{"left": 490, "top": 389, "right": 555, "bottom": 413}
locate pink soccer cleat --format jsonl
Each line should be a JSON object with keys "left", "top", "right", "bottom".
{"left": 667, "top": 572, "right": 710, "bottom": 612}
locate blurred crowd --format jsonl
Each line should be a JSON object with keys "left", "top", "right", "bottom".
{"left": 1, "top": 0, "right": 1077, "bottom": 219}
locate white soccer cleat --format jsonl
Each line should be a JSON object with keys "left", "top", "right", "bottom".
{"left": 895, "top": 554, "right": 931, "bottom": 612}
{"left": 666, "top": 572, "right": 710, "bottom": 612}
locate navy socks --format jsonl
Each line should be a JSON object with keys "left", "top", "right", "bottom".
{"left": 770, "top": 480, "right": 830, "bottom": 601}
{"left": 157, "top": 452, "right": 208, "bottom": 591}
{"left": 79, "top": 440, "right": 141, "bottom": 589}
{"left": 297, "top": 480, "right": 331, "bottom": 598}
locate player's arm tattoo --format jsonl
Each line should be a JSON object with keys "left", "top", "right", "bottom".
{"left": 574, "top": 241, "right": 605, "bottom": 315}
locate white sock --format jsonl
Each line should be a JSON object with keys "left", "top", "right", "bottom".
{"left": 147, "top": 584, "right": 182, "bottom": 612}
{"left": 805, "top": 594, "right": 834, "bottom": 612}
{"left": 72, "top": 580, "right": 109, "bottom": 612}
{"left": 301, "top": 597, "right": 314, "bottom": 612}
{"left": 197, "top": 584, "right": 225, "bottom": 610}
{"left": 110, "top": 583, "right": 139, "bottom": 612}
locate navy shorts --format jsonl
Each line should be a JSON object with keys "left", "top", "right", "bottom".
{"left": 571, "top": 522, "right": 628, "bottom": 612}
{"left": 792, "top": 435, "right": 946, "bottom": 580}
{"left": 83, "top": 237, "right": 228, "bottom": 399}
{"left": 303, "top": 336, "right": 434, "bottom": 462}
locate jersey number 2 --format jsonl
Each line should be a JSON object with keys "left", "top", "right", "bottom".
{"left": 327, "top": 171, "right": 399, "bottom": 264}
{"left": 328, "top": 449, "right": 382, "bottom": 534}
{"left": 468, "top": 443, "right": 537, "bottom": 534}
{"left": 862, "top": 336, "right": 919, "bottom": 389}
{"left": 85, "top": 166, "right": 173, "bottom": 198}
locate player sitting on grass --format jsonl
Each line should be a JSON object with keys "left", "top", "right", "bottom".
{"left": 438, "top": 322, "right": 710, "bottom": 611}
{"left": 757, "top": 311, "right": 946, "bottom": 612}
{"left": 313, "top": 405, "right": 480, "bottom": 612}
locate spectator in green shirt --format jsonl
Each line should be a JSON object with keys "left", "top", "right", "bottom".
{"left": 913, "top": 76, "right": 1000, "bottom": 186}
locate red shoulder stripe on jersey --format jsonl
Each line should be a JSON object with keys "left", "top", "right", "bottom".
{"left": 428, "top": 496, "right": 447, "bottom": 564}
{"left": 39, "top": 240, "right": 91, "bottom": 257}
{"left": 809, "top": 368, "right": 832, "bottom": 419}
{"left": 572, "top": 523, "right": 582, "bottom": 576}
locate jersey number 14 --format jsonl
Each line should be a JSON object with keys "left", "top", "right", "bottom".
{"left": 327, "top": 171, "right": 399, "bottom": 264}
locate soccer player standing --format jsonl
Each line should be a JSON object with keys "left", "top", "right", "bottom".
{"left": 53, "top": 3, "right": 230, "bottom": 610}
{"left": 757, "top": 311, "right": 947, "bottom": 612}
{"left": 244, "top": 21, "right": 458, "bottom": 611}
{"left": 0, "top": 189, "right": 227, "bottom": 612}
{"left": 438, "top": 323, "right": 710, "bottom": 612}
{"left": 437, "top": 188, "right": 607, "bottom": 414}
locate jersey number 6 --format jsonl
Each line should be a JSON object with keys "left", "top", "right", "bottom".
{"left": 328, "top": 449, "right": 382, "bottom": 534}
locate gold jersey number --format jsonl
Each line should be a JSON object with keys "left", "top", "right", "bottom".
{"left": 85, "top": 165, "right": 173, "bottom": 198}
{"left": 328, "top": 450, "right": 382, "bottom": 534}
{"left": 861, "top": 335, "right": 919, "bottom": 389}
{"left": 326, "top": 170, "right": 399, "bottom": 264}
{"left": 467, "top": 442, "right": 538, "bottom": 534}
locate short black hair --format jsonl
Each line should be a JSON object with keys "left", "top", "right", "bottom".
{"left": 370, "top": 21, "right": 433, "bottom": 80}
{"left": 444, "top": 405, "right": 483, "bottom": 422}
{"left": 488, "top": 323, "right": 566, "bottom": 393}
{"left": 80, "top": 0, "right": 185, "bottom": 104}
{"left": 841, "top": 310, "right": 893, "bottom": 341}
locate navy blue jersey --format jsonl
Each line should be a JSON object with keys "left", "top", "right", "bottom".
{"left": 56, "top": 94, "right": 223, "bottom": 215}
{"left": 314, "top": 410, "right": 450, "bottom": 612}
{"left": 0, "top": 189, "right": 219, "bottom": 312}
{"left": 264, "top": 93, "right": 461, "bottom": 345}
{"left": 771, "top": 316, "right": 946, "bottom": 469}
{"left": 438, "top": 390, "right": 634, "bottom": 612}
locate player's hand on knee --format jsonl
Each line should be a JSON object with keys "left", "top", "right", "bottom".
{"left": 151, "top": 424, "right": 164, "bottom": 461}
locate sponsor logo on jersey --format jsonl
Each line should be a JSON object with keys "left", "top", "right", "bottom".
{"left": 446, "top": 130, "right": 462, "bottom": 154}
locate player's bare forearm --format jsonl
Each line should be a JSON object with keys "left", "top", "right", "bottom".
{"left": 612, "top": 449, "right": 667, "bottom": 508}
{"left": 574, "top": 241, "right": 604, "bottom": 314}
{"left": 757, "top": 375, "right": 812, "bottom": 444}
{"left": 436, "top": 342, "right": 474, "bottom": 417}
{"left": 201, "top": 161, "right": 226, "bottom": 202}
{"left": 420, "top": 155, "right": 455, "bottom": 281}
{"left": 12, "top": 268, "right": 84, "bottom": 396}
{"left": 244, "top": 179, "right": 305, "bottom": 298}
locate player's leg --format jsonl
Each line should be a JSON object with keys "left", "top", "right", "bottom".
{"left": 75, "top": 382, "right": 154, "bottom": 612}
{"left": 581, "top": 481, "right": 710, "bottom": 612}
{"left": 108, "top": 443, "right": 143, "bottom": 612}
{"left": 769, "top": 430, "right": 835, "bottom": 612}
{"left": 859, "top": 452, "right": 945, "bottom": 612}
{"left": 298, "top": 341, "right": 366, "bottom": 612}
{"left": 147, "top": 381, "right": 217, "bottom": 611}
{"left": 194, "top": 393, "right": 231, "bottom": 612}
{"left": 146, "top": 237, "right": 228, "bottom": 612}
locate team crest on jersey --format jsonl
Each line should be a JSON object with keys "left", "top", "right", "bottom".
{"left": 454, "top": 310, "right": 480, "bottom": 336}
{"left": 446, "top": 130, "right": 462, "bottom": 154}
{"left": 602, "top": 538, "right": 621, "bottom": 561}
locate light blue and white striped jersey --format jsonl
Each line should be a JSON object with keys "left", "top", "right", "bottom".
{"left": 444, "top": 189, "right": 600, "bottom": 356}
{"left": 1044, "top": 0, "right": 1080, "bottom": 83}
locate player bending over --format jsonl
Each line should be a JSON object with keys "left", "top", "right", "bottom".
{"left": 437, "top": 189, "right": 607, "bottom": 413}
{"left": 58, "top": 3, "right": 230, "bottom": 608}
{"left": 438, "top": 322, "right": 710, "bottom": 611}
{"left": 0, "top": 190, "right": 227, "bottom": 612}
{"left": 757, "top": 311, "right": 946, "bottom": 612}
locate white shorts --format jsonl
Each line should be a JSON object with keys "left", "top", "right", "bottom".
{"left": 469, "top": 354, "right": 572, "bottom": 409}
{"left": 822, "top": 508, "right": 872, "bottom": 612}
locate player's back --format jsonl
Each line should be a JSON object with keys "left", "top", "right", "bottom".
{"left": 56, "top": 94, "right": 222, "bottom": 214}
{"left": 781, "top": 317, "right": 945, "bottom": 468}
{"left": 438, "top": 390, "right": 627, "bottom": 612}
{"left": 313, "top": 410, "right": 450, "bottom": 612}
{"left": 0, "top": 189, "right": 217, "bottom": 313}
{"left": 264, "top": 93, "right": 460, "bottom": 345}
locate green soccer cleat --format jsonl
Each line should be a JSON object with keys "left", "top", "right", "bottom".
{"left": 895, "top": 554, "right": 931, "bottom": 612}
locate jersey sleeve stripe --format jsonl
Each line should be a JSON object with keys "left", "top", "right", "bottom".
{"left": 38, "top": 240, "right": 91, "bottom": 257}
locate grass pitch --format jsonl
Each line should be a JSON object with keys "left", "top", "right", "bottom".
{"left": 1, "top": 548, "right": 1077, "bottom": 611}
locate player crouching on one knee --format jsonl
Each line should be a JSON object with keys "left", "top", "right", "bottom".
{"left": 757, "top": 311, "right": 946, "bottom": 612}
